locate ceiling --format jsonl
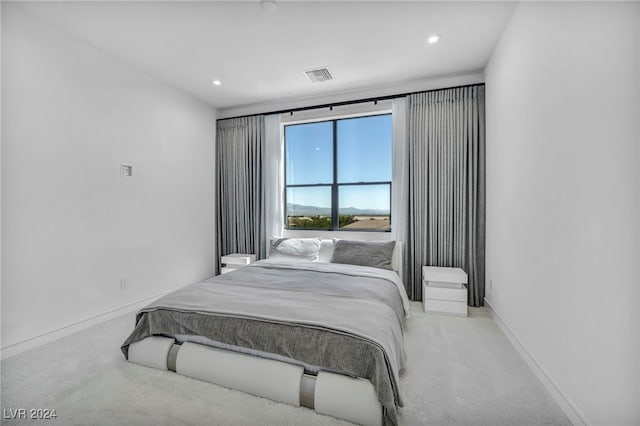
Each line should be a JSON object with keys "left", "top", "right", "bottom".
{"left": 15, "top": 1, "right": 517, "bottom": 112}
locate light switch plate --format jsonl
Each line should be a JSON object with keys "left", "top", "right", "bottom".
{"left": 120, "top": 164, "right": 133, "bottom": 177}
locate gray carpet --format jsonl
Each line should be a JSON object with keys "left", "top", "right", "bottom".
{"left": 1, "top": 303, "right": 571, "bottom": 426}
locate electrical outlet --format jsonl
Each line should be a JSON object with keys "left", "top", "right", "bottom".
{"left": 120, "top": 279, "right": 129, "bottom": 290}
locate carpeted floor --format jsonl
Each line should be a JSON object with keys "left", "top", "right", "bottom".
{"left": 1, "top": 303, "right": 571, "bottom": 426}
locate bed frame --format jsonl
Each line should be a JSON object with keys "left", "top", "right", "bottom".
{"left": 127, "top": 240, "right": 402, "bottom": 426}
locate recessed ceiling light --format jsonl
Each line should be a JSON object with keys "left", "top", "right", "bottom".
{"left": 211, "top": 80, "right": 222, "bottom": 86}
{"left": 427, "top": 34, "right": 440, "bottom": 44}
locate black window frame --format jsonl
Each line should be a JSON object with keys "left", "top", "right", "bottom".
{"left": 284, "top": 113, "right": 392, "bottom": 232}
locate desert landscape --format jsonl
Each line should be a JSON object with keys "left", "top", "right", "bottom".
{"left": 341, "top": 216, "right": 390, "bottom": 230}
{"left": 287, "top": 215, "right": 390, "bottom": 231}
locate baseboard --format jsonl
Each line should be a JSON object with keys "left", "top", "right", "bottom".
{"left": 1, "top": 289, "right": 177, "bottom": 360}
{"left": 484, "top": 297, "right": 588, "bottom": 426}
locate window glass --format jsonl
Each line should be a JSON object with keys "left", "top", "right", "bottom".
{"left": 285, "top": 121, "right": 333, "bottom": 185}
{"left": 286, "top": 186, "right": 332, "bottom": 230}
{"left": 337, "top": 115, "right": 392, "bottom": 183}
{"left": 338, "top": 184, "right": 391, "bottom": 231}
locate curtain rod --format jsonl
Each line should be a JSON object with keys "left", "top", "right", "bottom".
{"left": 218, "top": 82, "right": 485, "bottom": 122}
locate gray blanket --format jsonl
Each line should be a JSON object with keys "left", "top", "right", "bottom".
{"left": 121, "top": 260, "right": 409, "bottom": 425}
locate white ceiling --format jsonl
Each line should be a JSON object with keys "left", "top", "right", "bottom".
{"left": 16, "top": 1, "right": 517, "bottom": 113}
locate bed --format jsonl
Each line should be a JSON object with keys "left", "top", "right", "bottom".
{"left": 121, "top": 238, "right": 410, "bottom": 426}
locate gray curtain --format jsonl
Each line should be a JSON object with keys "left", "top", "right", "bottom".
{"left": 407, "top": 85, "right": 486, "bottom": 306}
{"left": 215, "top": 115, "right": 266, "bottom": 274}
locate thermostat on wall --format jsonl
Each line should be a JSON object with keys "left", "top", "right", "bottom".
{"left": 120, "top": 164, "right": 133, "bottom": 177}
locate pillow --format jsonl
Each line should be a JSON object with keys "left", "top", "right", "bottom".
{"left": 268, "top": 237, "right": 322, "bottom": 261}
{"left": 329, "top": 240, "right": 396, "bottom": 270}
{"left": 317, "top": 239, "right": 334, "bottom": 262}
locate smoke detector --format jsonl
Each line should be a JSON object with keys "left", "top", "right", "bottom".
{"left": 304, "top": 67, "right": 334, "bottom": 83}
{"left": 260, "top": 0, "right": 277, "bottom": 12}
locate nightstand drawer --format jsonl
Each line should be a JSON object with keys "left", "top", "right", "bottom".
{"left": 221, "top": 254, "right": 256, "bottom": 266}
{"left": 220, "top": 253, "right": 256, "bottom": 275}
{"left": 422, "top": 266, "right": 468, "bottom": 287}
{"left": 424, "top": 285, "right": 467, "bottom": 302}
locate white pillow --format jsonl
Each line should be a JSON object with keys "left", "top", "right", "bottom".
{"left": 268, "top": 237, "right": 322, "bottom": 261}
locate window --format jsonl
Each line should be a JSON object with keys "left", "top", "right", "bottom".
{"left": 284, "top": 113, "right": 391, "bottom": 231}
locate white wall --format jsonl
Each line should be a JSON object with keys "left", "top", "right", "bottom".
{"left": 1, "top": 4, "right": 216, "bottom": 350}
{"left": 0, "top": 1, "right": 4, "bottom": 350}
{"left": 485, "top": 2, "right": 639, "bottom": 425}
{"left": 636, "top": 4, "right": 640, "bottom": 421}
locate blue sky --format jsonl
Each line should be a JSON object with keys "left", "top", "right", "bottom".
{"left": 285, "top": 114, "right": 391, "bottom": 211}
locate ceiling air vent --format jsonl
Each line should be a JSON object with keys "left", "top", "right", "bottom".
{"left": 304, "top": 67, "right": 333, "bottom": 83}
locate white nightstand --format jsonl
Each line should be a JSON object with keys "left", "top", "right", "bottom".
{"left": 422, "top": 266, "right": 468, "bottom": 317}
{"left": 220, "top": 253, "right": 256, "bottom": 274}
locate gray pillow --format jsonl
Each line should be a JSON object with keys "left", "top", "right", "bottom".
{"left": 330, "top": 240, "right": 396, "bottom": 270}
